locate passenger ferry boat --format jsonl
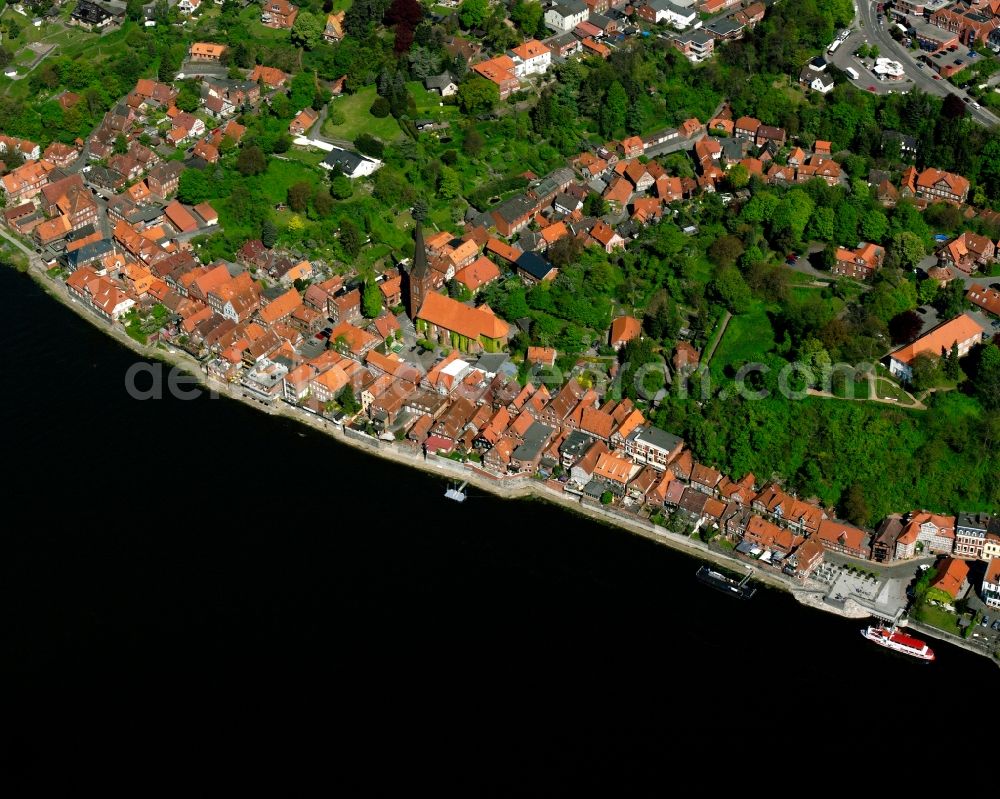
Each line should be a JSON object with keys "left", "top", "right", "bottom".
{"left": 861, "top": 625, "right": 935, "bottom": 661}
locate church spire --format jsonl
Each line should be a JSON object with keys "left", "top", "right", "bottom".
{"left": 411, "top": 217, "right": 428, "bottom": 280}
{"left": 407, "top": 212, "right": 433, "bottom": 320}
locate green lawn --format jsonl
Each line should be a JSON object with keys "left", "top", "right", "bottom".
{"left": 710, "top": 301, "right": 778, "bottom": 381}
{"left": 322, "top": 87, "right": 403, "bottom": 143}
{"left": 913, "top": 601, "right": 963, "bottom": 636}
{"left": 831, "top": 376, "right": 872, "bottom": 400}
{"left": 874, "top": 377, "right": 915, "bottom": 406}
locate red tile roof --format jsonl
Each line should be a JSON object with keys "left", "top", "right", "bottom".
{"left": 889, "top": 314, "right": 984, "bottom": 366}
{"left": 610, "top": 315, "right": 641, "bottom": 346}
{"left": 417, "top": 292, "right": 509, "bottom": 341}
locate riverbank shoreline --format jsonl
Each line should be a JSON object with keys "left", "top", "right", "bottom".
{"left": 20, "top": 263, "right": 999, "bottom": 669}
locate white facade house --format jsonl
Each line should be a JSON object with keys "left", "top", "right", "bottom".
{"left": 318, "top": 146, "right": 382, "bottom": 179}
{"left": 641, "top": 0, "right": 697, "bottom": 26}
{"left": 983, "top": 559, "right": 1000, "bottom": 610}
{"left": 509, "top": 40, "right": 552, "bottom": 77}
{"left": 809, "top": 73, "right": 835, "bottom": 93}
{"left": 544, "top": 0, "right": 588, "bottom": 32}
{"left": 178, "top": 0, "right": 201, "bottom": 13}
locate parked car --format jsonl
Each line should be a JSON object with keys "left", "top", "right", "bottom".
{"left": 982, "top": 615, "right": 991, "bottom": 627}
{"left": 867, "top": 85, "right": 877, "bottom": 92}
{"left": 992, "top": 619, "right": 1000, "bottom": 631}
{"left": 933, "top": 74, "right": 941, "bottom": 80}
{"left": 972, "top": 101, "right": 981, "bottom": 108}
{"left": 955, "top": 59, "right": 964, "bottom": 65}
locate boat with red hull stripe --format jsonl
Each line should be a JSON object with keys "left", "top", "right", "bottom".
{"left": 861, "top": 625, "right": 935, "bottom": 661}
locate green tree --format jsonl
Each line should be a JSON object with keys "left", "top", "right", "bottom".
{"left": 362, "top": 280, "right": 383, "bottom": 318}
{"left": 354, "top": 133, "right": 385, "bottom": 158}
{"left": 710, "top": 268, "right": 752, "bottom": 314}
{"left": 910, "top": 352, "right": 941, "bottom": 390}
{"left": 583, "top": 193, "right": 607, "bottom": 217}
{"left": 337, "top": 385, "right": 361, "bottom": 414}
{"left": 977, "top": 343, "right": 1000, "bottom": 410}
{"left": 860, "top": 209, "right": 889, "bottom": 242}
{"left": 236, "top": 146, "right": 267, "bottom": 176}
{"left": 177, "top": 169, "right": 211, "bottom": 204}
{"left": 886, "top": 231, "right": 925, "bottom": 271}
{"left": 727, "top": 163, "right": 750, "bottom": 190}
{"left": 125, "top": 0, "right": 144, "bottom": 21}
{"left": 599, "top": 81, "right": 627, "bottom": 138}
{"left": 944, "top": 342, "right": 962, "bottom": 380}
{"left": 808, "top": 206, "right": 835, "bottom": 242}
{"left": 287, "top": 181, "right": 312, "bottom": 213}
{"left": 340, "top": 219, "right": 363, "bottom": 258}
{"left": 437, "top": 166, "right": 461, "bottom": 199}
{"left": 841, "top": 483, "right": 871, "bottom": 527}
{"left": 600, "top": 491, "right": 613, "bottom": 505}
{"left": 917, "top": 278, "right": 940, "bottom": 305}
{"left": 329, "top": 175, "right": 353, "bottom": 200}
{"left": 261, "top": 219, "right": 278, "bottom": 249}
{"left": 510, "top": 1, "right": 543, "bottom": 36}
{"left": 462, "top": 128, "right": 484, "bottom": 157}
{"left": 291, "top": 11, "right": 324, "bottom": 50}
{"left": 457, "top": 77, "right": 499, "bottom": 115}
{"left": 458, "top": 0, "right": 489, "bottom": 29}
{"left": 114, "top": 135, "right": 128, "bottom": 155}
{"left": 934, "top": 278, "right": 967, "bottom": 318}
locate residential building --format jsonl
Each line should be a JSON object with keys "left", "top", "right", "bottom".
{"left": 323, "top": 11, "right": 345, "bottom": 42}
{"left": 146, "top": 162, "right": 184, "bottom": 200}
{"left": 673, "top": 30, "right": 714, "bottom": 62}
{"left": 966, "top": 283, "right": 1000, "bottom": 317}
{"left": 516, "top": 252, "right": 557, "bottom": 284}
{"left": 424, "top": 72, "right": 459, "bottom": 97}
{"left": 472, "top": 56, "right": 520, "bottom": 100}
{"left": 609, "top": 315, "right": 641, "bottom": 350}
{"left": 545, "top": 0, "right": 589, "bottom": 32}
{"left": 914, "top": 167, "right": 970, "bottom": 204}
{"left": 639, "top": 0, "right": 697, "bottom": 28}
{"left": 982, "top": 558, "right": 1000, "bottom": 609}
{"left": 887, "top": 314, "right": 985, "bottom": 381}
{"left": 789, "top": 539, "right": 825, "bottom": 580}
{"left": 624, "top": 426, "right": 684, "bottom": 471}
{"left": 261, "top": 0, "right": 299, "bottom": 29}
{"left": 289, "top": 108, "right": 318, "bottom": 136}
{"left": 509, "top": 40, "right": 551, "bottom": 77}
{"left": 929, "top": 557, "right": 969, "bottom": 601}
{"left": 938, "top": 231, "right": 995, "bottom": 274}
{"left": 929, "top": 6, "right": 999, "bottom": 48}
{"left": 189, "top": 42, "right": 227, "bottom": 62}
{"left": 955, "top": 512, "right": 991, "bottom": 559}
{"left": 832, "top": 242, "right": 885, "bottom": 280}
{"left": 895, "top": 512, "right": 955, "bottom": 558}
{"left": 249, "top": 65, "right": 289, "bottom": 88}
{"left": 734, "top": 116, "right": 761, "bottom": 141}
{"left": 816, "top": 520, "right": 871, "bottom": 560}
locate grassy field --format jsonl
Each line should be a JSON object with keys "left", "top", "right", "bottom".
{"left": 913, "top": 602, "right": 963, "bottom": 636}
{"left": 710, "top": 300, "right": 778, "bottom": 381}
{"left": 874, "top": 377, "right": 915, "bottom": 405}
{"left": 322, "top": 87, "right": 403, "bottom": 142}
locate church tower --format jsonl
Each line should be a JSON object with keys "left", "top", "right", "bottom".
{"left": 406, "top": 218, "right": 434, "bottom": 320}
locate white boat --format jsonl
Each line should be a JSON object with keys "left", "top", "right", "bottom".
{"left": 861, "top": 625, "right": 935, "bottom": 661}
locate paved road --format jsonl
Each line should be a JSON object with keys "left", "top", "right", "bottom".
{"left": 854, "top": 1, "right": 999, "bottom": 126}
